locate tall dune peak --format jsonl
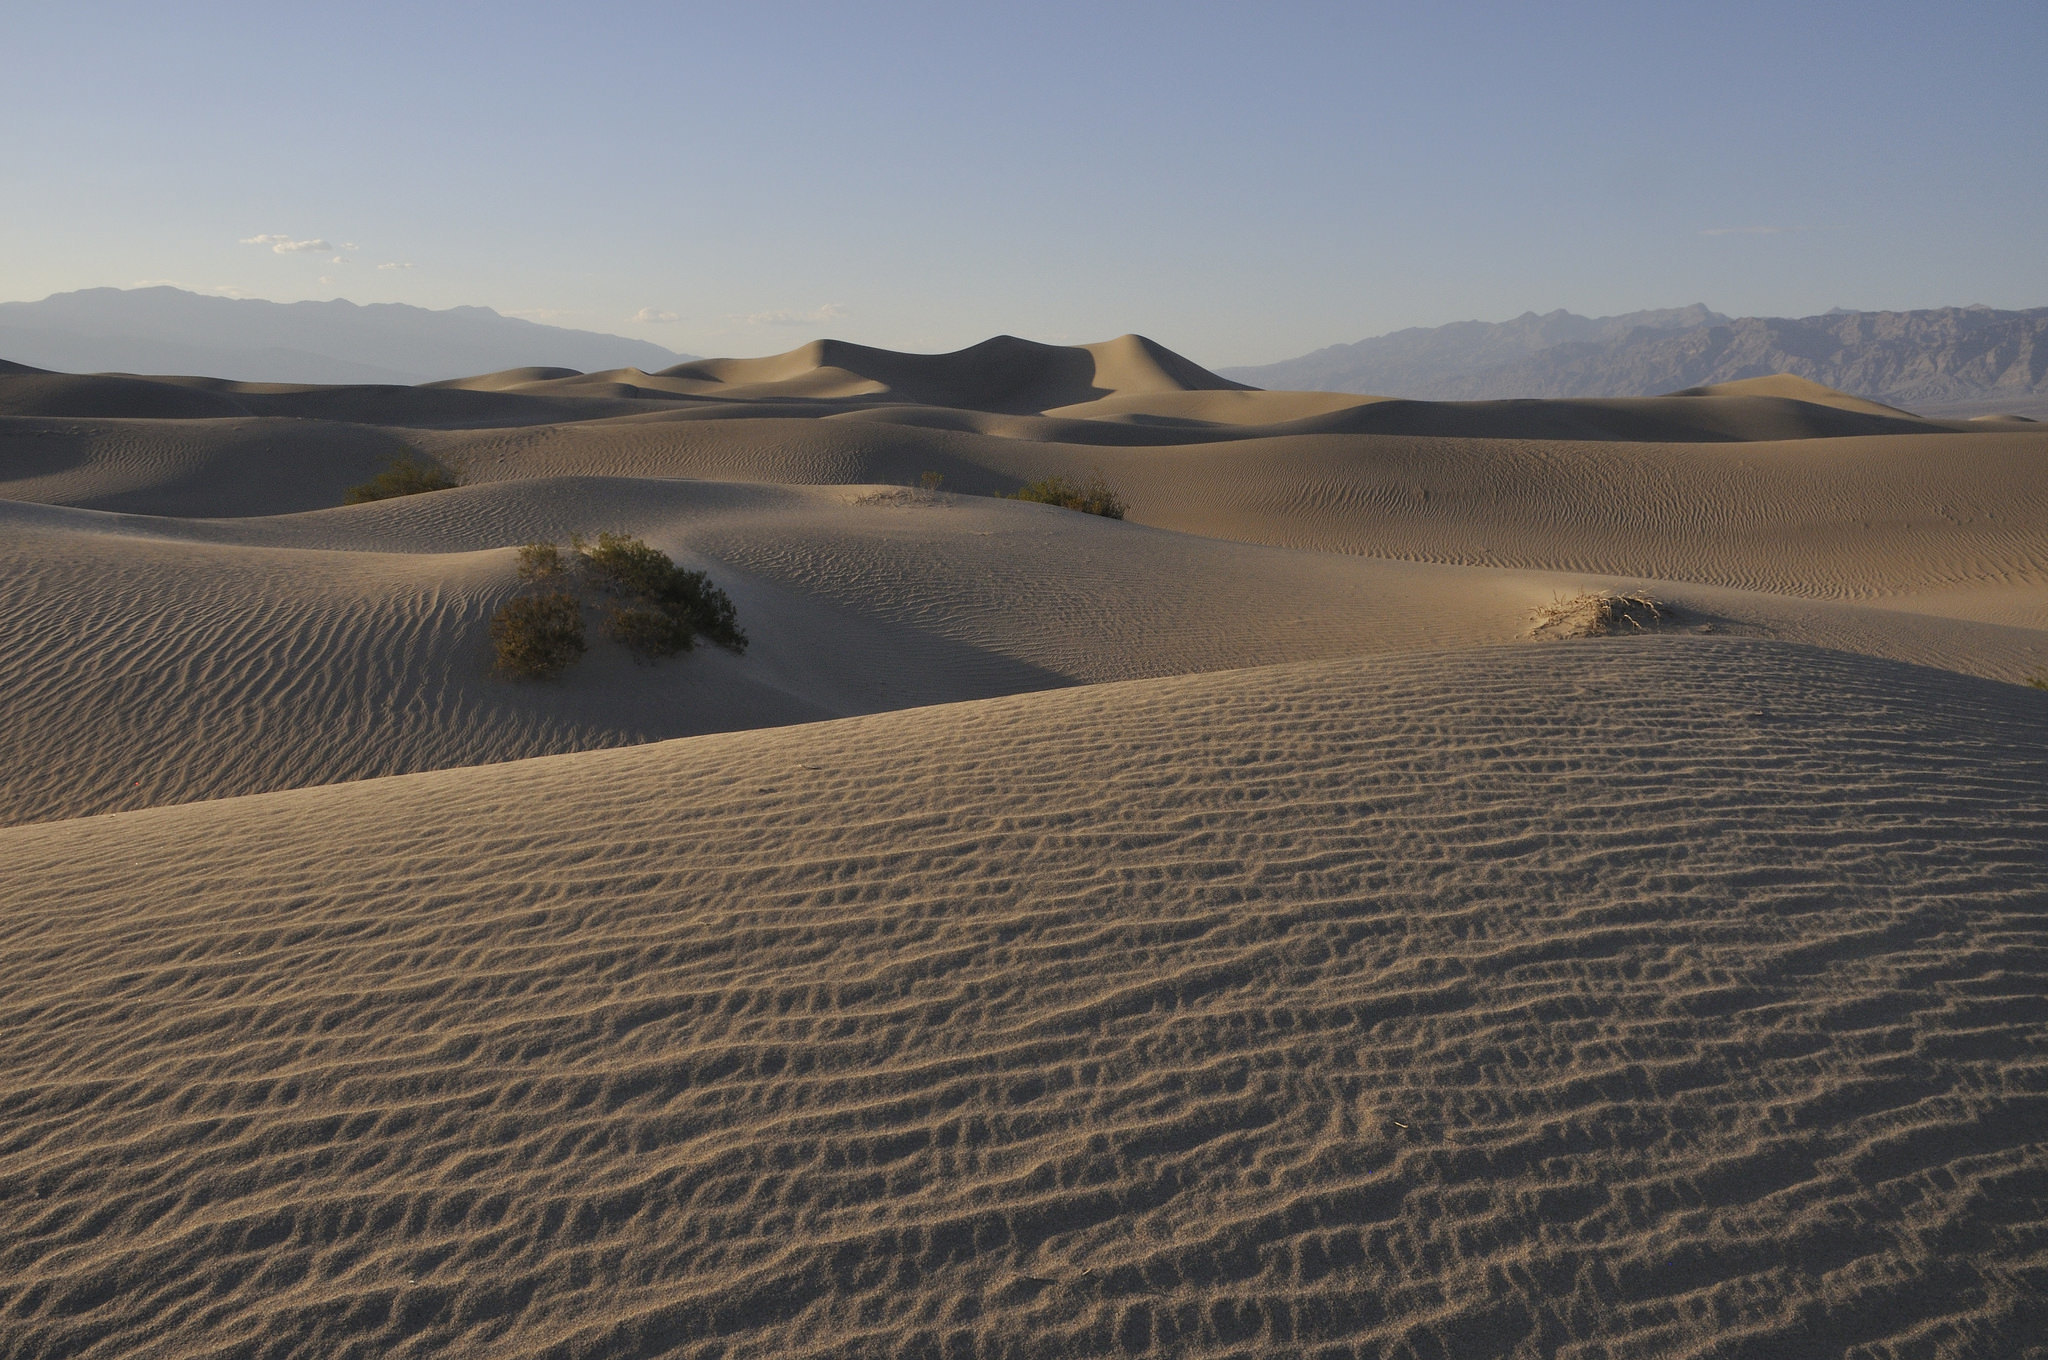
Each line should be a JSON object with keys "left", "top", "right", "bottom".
{"left": 1673, "top": 373, "right": 1920, "bottom": 418}
{"left": 655, "top": 333, "right": 1244, "bottom": 413}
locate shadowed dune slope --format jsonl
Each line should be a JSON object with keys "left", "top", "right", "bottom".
{"left": 0, "top": 372, "right": 254, "bottom": 420}
{"left": 0, "top": 371, "right": 658, "bottom": 428}
{"left": 0, "top": 416, "right": 421, "bottom": 516}
{"left": 3, "top": 640, "right": 2045, "bottom": 1359}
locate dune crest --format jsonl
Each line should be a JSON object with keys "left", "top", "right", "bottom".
{"left": 651, "top": 333, "right": 1250, "bottom": 412}
{"left": 1673, "top": 372, "right": 1922, "bottom": 417}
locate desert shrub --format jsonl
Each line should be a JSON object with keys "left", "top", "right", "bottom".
{"left": 919, "top": 470, "right": 945, "bottom": 492}
{"left": 490, "top": 590, "right": 586, "bottom": 678}
{"left": 516, "top": 541, "right": 568, "bottom": 584}
{"left": 685, "top": 577, "right": 747, "bottom": 653}
{"left": 1530, "top": 591, "right": 1667, "bottom": 638}
{"left": 488, "top": 533, "right": 746, "bottom": 677}
{"left": 2028, "top": 675, "right": 2048, "bottom": 691}
{"left": 1009, "top": 473, "right": 1127, "bottom": 519}
{"left": 603, "top": 604, "right": 694, "bottom": 659}
{"left": 576, "top": 532, "right": 676, "bottom": 600}
{"left": 344, "top": 451, "right": 460, "bottom": 504}
{"left": 574, "top": 532, "right": 748, "bottom": 659}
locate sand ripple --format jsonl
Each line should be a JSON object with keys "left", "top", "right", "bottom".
{"left": 4, "top": 640, "right": 2043, "bottom": 1358}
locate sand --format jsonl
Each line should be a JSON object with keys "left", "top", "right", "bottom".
{"left": 3, "top": 336, "right": 2045, "bottom": 1358}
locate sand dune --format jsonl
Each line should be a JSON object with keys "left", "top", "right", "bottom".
{"left": 0, "top": 415, "right": 420, "bottom": 516}
{"left": 410, "top": 420, "right": 2048, "bottom": 605}
{"left": 0, "top": 481, "right": 1553, "bottom": 826}
{"left": 9, "top": 471, "right": 2046, "bottom": 829}
{"left": 9, "top": 409, "right": 2040, "bottom": 608}
{"left": 646, "top": 334, "right": 1251, "bottom": 412}
{"left": 1674, "top": 373, "right": 1927, "bottom": 417}
{"left": 12, "top": 340, "right": 1969, "bottom": 437}
{"left": 4, "top": 641, "right": 2045, "bottom": 1358}
{"left": 4, "top": 340, "right": 2047, "bottom": 1357}
{"left": 0, "top": 371, "right": 256, "bottom": 420}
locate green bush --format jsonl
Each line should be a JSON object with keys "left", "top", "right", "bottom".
{"left": 575, "top": 532, "right": 748, "bottom": 659}
{"left": 516, "top": 542, "right": 567, "bottom": 583}
{"left": 345, "top": 452, "right": 460, "bottom": 504}
{"left": 1008, "top": 473, "right": 1128, "bottom": 519}
{"left": 603, "top": 604, "right": 694, "bottom": 659}
{"left": 488, "top": 535, "right": 747, "bottom": 678}
{"left": 576, "top": 532, "right": 678, "bottom": 600}
{"left": 490, "top": 591, "right": 586, "bottom": 678}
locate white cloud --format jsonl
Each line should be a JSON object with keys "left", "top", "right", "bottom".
{"left": 743, "top": 302, "right": 848, "bottom": 327}
{"left": 633, "top": 307, "right": 682, "bottom": 323}
{"left": 376, "top": 261, "right": 415, "bottom": 270}
{"left": 241, "top": 233, "right": 335, "bottom": 254}
{"left": 131, "top": 279, "right": 258, "bottom": 298}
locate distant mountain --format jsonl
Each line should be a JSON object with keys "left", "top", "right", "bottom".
{"left": 1223, "top": 305, "right": 2048, "bottom": 409}
{"left": 0, "top": 287, "right": 691, "bottom": 385}
{"left": 1223, "top": 306, "right": 1728, "bottom": 397}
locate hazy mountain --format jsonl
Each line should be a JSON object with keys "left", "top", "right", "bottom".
{"left": 1223, "top": 305, "right": 2048, "bottom": 410}
{"left": 1222, "top": 306, "right": 1728, "bottom": 397}
{"left": 0, "top": 287, "right": 691, "bottom": 385}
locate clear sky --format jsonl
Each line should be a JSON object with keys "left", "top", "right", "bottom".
{"left": 4, "top": 0, "right": 2043, "bottom": 366}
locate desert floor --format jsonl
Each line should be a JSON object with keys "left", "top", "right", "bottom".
{"left": 3, "top": 338, "right": 2045, "bottom": 1358}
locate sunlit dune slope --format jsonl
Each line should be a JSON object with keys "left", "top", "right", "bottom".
{"left": 4, "top": 639, "right": 2044, "bottom": 1359}
{"left": 6, "top": 345, "right": 2040, "bottom": 616}
{"left": 1674, "top": 373, "right": 1927, "bottom": 418}
{"left": 11, "top": 467, "right": 2048, "bottom": 829}
{"left": 644, "top": 334, "right": 1252, "bottom": 411}
{"left": 414, "top": 421, "right": 2048, "bottom": 605}
{"left": 0, "top": 480, "right": 1558, "bottom": 827}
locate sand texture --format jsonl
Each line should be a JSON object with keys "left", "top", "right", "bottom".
{"left": 3, "top": 337, "right": 2046, "bottom": 1358}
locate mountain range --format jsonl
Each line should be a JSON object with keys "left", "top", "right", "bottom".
{"left": 0, "top": 287, "right": 690, "bottom": 385}
{"left": 1220, "top": 304, "right": 2048, "bottom": 413}
{"left": 9, "top": 288, "right": 2046, "bottom": 416}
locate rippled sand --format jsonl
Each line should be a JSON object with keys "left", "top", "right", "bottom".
{"left": 3, "top": 344, "right": 2045, "bottom": 1357}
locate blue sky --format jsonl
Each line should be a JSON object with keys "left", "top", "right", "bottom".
{"left": 4, "top": 0, "right": 2043, "bottom": 365}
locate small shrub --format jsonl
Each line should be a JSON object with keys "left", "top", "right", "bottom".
{"left": 490, "top": 591, "right": 586, "bottom": 678}
{"left": 1009, "top": 473, "right": 1127, "bottom": 519}
{"left": 489, "top": 534, "right": 747, "bottom": 678}
{"left": 575, "top": 532, "right": 748, "bottom": 659}
{"left": 919, "top": 470, "right": 945, "bottom": 492}
{"left": 604, "top": 604, "right": 694, "bottom": 660}
{"left": 683, "top": 574, "right": 747, "bottom": 653}
{"left": 1530, "top": 591, "right": 1667, "bottom": 638}
{"left": 576, "top": 532, "right": 675, "bottom": 600}
{"left": 2028, "top": 675, "right": 2048, "bottom": 691}
{"left": 344, "top": 451, "right": 460, "bottom": 504}
{"left": 516, "top": 542, "right": 567, "bottom": 583}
